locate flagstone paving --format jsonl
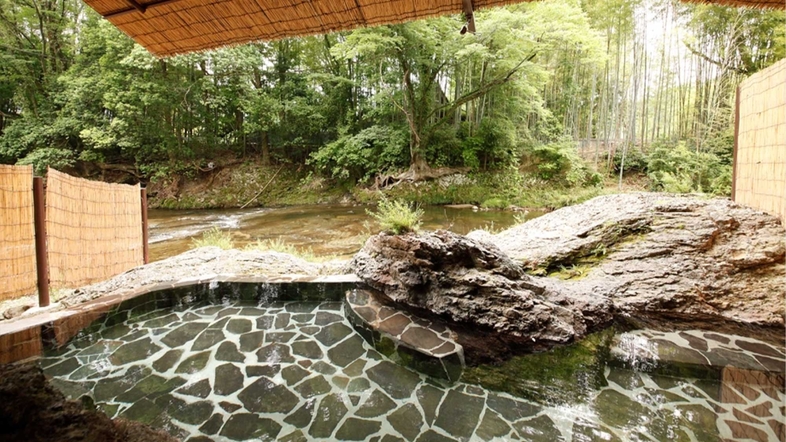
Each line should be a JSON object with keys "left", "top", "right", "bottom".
{"left": 39, "top": 294, "right": 785, "bottom": 442}
{"left": 346, "top": 289, "right": 465, "bottom": 382}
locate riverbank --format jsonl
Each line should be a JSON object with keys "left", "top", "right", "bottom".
{"left": 146, "top": 161, "right": 649, "bottom": 211}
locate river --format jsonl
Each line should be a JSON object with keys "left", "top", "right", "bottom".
{"left": 148, "top": 205, "right": 538, "bottom": 262}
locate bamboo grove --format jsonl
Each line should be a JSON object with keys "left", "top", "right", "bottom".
{"left": 0, "top": 0, "right": 783, "bottom": 193}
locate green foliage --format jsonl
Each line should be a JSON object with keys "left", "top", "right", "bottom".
{"left": 0, "top": 0, "right": 781, "bottom": 208}
{"left": 524, "top": 140, "right": 601, "bottom": 187}
{"left": 481, "top": 197, "right": 509, "bottom": 209}
{"left": 424, "top": 127, "right": 464, "bottom": 168}
{"left": 17, "top": 148, "right": 75, "bottom": 176}
{"left": 701, "top": 129, "right": 734, "bottom": 165}
{"left": 309, "top": 125, "right": 408, "bottom": 182}
{"left": 612, "top": 147, "right": 648, "bottom": 174}
{"left": 647, "top": 140, "right": 732, "bottom": 195}
{"left": 376, "top": 169, "right": 603, "bottom": 210}
{"left": 367, "top": 198, "right": 424, "bottom": 234}
{"left": 191, "top": 228, "right": 234, "bottom": 249}
{"left": 550, "top": 264, "right": 593, "bottom": 280}
{"left": 0, "top": 116, "right": 80, "bottom": 168}
{"left": 148, "top": 163, "right": 349, "bottom": 210}
{"left": 458, "top": 119, "right": 521, "bottom": 171}
{"left": 709, "top": 167, "right": 733, "bottom": 196}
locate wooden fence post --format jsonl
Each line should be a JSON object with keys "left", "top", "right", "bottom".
{"left": 33, "top": 177, "right": 50, "bottom": 307}
{"left": 141, "top": 187, "right": 149, "bottom": 264}
{"left": 732, "top": 86, "right": 740, "bottom": 202}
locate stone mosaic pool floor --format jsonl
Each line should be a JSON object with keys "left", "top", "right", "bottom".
{"left": 39, "top": 299, "right": 785, "bottom": 442}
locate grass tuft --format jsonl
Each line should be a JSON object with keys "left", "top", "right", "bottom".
{"left": 244, "top": 238, "right": 337, "bottom": 262}
{"left": 367, "top": 197, "right": 424, "bottom": 235}
{"left": 192, "top": 227, "right": 234, "bottom": 249}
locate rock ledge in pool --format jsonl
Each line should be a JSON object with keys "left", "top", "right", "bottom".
{"left": 0, "top": 363, "right": 178, "bottom": 442}
{"left": 351, "top": 193, "right": 785, "bottom": 359}
{"left": 351, "top": 230, "right": 612, "bottom": 359}
{"left": 58, "top": 247, "right": 352, "bottom": 308}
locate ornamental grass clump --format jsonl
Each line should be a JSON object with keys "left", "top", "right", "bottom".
{"left": 192, "top": 227, "right": 234, "bottom": 249}
{"left": 367, "top": 198, "right": 423, "bottom": 234}
{"left": 245, "top": 238, "right": 319, "bottom": 262}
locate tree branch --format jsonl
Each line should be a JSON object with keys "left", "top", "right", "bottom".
{"left": 427, "top": 52, "right": 536, "bottom": 126}
{"left": 684, "top": 42, "right": 748, "bottom": 75}
{"left": 392, "top": 95, "right": 420, "bottom": 147}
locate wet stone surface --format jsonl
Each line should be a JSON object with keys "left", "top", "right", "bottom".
{"left": 41, "top": 297, "right": 786, "bottom": 442}
{"left": 612, "top": 329, "right": 786, "bottom": 374}
{"left": 346, "top": 289, "right": 465, "bottom": 382}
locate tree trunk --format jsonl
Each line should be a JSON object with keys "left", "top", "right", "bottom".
{"left": 261, "top": 131, "right": 271, "bottom": 166}
{"left": 406, "top": 128, "right": 432, "bottom": 180}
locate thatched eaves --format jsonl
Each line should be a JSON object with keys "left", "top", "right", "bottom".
{"left": 83, "top": 0, "right": 785, "bottom": 57}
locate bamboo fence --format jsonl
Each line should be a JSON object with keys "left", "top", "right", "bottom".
{"left": 45, "top": 169, "right": 143, "bottom": 289}
{"left": 734, "top": 58, "right": 786, "bottom": 224}
{"left": 0, "top": 165, "right": 37, "bottom": 301}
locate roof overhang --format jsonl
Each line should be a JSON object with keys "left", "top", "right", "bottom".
{"left": 83, "top": 0, "right": 785, "bottom": 57}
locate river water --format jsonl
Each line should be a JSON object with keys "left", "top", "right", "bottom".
{"left": 148, "top": 205, "right": 534, "bottom": 262}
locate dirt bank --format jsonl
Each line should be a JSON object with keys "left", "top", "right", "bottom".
{"left": 144, "top": 160, "right": 643, "bottom": 210}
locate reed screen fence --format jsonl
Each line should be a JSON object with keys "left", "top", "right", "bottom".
{"left": 0, "top": 165, "right": 37, "bottom": 301}
{"left": 734, "top": 58, "right": 786, "bottom": 223}
{"left": 45, "top": 168, "right": 144, "bottom": 289}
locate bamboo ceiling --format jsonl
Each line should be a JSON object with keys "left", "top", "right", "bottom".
{"left": 84, "top": 0, "right": 785, "bottom": 57}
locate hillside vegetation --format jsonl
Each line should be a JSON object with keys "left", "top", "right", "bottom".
{"left": 0, "top": 0, "right": 782, "bottom": 207}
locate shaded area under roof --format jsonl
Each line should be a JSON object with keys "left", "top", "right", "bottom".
{"left": 84, "top": 0, "right": 785, "bottom": 57}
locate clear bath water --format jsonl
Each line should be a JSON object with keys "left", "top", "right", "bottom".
{"left": 40, "top": 284, "right": 786, "bottom": 442}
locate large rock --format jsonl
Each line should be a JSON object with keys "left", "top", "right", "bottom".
{"left": 351, "top": 229, "right": 613, "bottom": 352}
{"left": 61, "top": 247, "right": 350, "bottom": 307}
{"left": 352, "top": 193, "right": 785, "bottom": 357}
{"left": 0, "top": 363, "right": 178, "bottom": 442}
{"left": 480, "top": 193, "right": 785, "bottom": 326}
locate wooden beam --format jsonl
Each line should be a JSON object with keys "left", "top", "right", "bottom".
{"left": 103, "top": 0, "right": 182, "bottom": 20}
{"left": 33, "top": 177, "right": 49, "bottom": 308}
{"left": 141, "top": 187, "right": 149, "bottom": 264}
{"left": 462, "top": 0, "right": 475, "bottom": 34}
{"left": 125, "top": 0, "right": 147, "bottom": 13}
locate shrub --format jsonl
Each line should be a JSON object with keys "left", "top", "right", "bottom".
{"left": 309, "top": 125, "right": 408, "bottom": 182}
{"left": 481, "top": 197, "right": 509, "bottom": 209}
{"left": 191, "top": 227, "right": 234, "bottom": 249}
{"left": 16, "top": 148, "right": 76, "bottom": 176}
{"left": 647, "top": 140, "right": 731, "bottom": 196}
{"left": 524, "top": 140, "right": 599, "bottom": 187}
{"left": 457, "top": 119, "right": 520, "bottom": 171}
{"left": 612, "top": 147, "right": 648, "bottom": 174}
{"left": 367, "top": 197, "right": 424, "bottom": 234}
